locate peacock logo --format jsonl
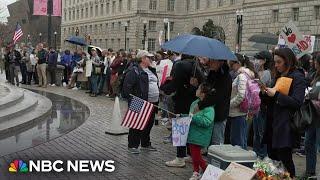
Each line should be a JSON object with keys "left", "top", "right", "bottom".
{"left": 8, "top": 160, "right": 28, "bottom": 173}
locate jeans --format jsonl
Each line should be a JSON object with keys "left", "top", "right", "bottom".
{"left": 98, "top": 73, "right": 107, "bottom": 94}
{"left": 253, "top": 111, "right": 267, "bottom": 158}
{"left": 90, "top": 74, "right": 99, "bottom": 94}
{"left": 47, "top": 66, "right": 56, "bottom": 85}
{"left": 230, "top": 115, "right": 248, "bottom": 150}
{"left": 9, "top": 64, "right": 19, "bottom": 85}
{"left": 211, "top": 120, "right": 227, "bottom": 145}
{"left": 305, "top": 127, "right": 320, "bottom": 174}
{"left": 20, "top": 63, "right": 27, "bottom": 83}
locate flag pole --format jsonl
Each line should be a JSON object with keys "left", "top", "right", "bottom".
{"left": 129, "top": 94, "right": 177, "bottom": 117}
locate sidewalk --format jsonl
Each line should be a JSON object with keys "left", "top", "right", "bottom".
{"left": 0, "top": 81, "right": 319, "bottom": 179}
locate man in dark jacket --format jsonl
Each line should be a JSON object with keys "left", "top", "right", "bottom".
{"left": 199, "top": 61, "right": 232, "bottom": 145}
{"left": 47, "top": 47, "right": 58, "bottom": 86}
{"left": 36, "top": 43, "right": 48, "bottom": 88}
{"left": 7, "top": 47, "right": 21, "bottom": 86}
{"left": 161, "top": 54, "right": 203, "bottom": 167}
{"left": 122, "top": 50, "right": 158, "bottom": 154}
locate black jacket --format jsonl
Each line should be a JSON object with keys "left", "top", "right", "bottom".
{"left": 160, "top": 58, "right": 202, "bottom": 114}
{"left": 197, "top": 63, "right": 232, "bottom": 122}
{"left": 261, "top": 69, "right": 306, "bottom": 149}
{"left": 122, "top": 64, "right": 157, "bottom": 104}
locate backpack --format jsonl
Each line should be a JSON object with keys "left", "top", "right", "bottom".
{"left": 119, "top": 62, "right": 139, "bottom": 97}
{"left": 239, "top": 72, "right": 261, "bottom": 116}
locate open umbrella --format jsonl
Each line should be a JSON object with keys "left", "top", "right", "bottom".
{"left": 161, "top": 34, "right": 236, "bottom": 61}
{"left": 248, "top": 33, "right": 278, "bottom": 45}
{"left": 87, "top": 45, "right": 103, "bottom": 57}
{"left": 65, "top": 36, "right": 87, "bottom": 46}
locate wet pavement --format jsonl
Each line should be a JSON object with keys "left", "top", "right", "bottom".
{"left": 0, "top": 90, "right": 90, "bottom": 157}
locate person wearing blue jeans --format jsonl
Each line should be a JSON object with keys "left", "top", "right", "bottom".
{"left": 211, "top": 120, "right": 227, "bottom": 145}
{"left": 253, "top": 111, "right": 267, "bottom": 158}
{"left": 305, "top": 127, "right": 320, "bottom": 177}
{"left": 230, "top": 115, "right": 248, "bottom": 149}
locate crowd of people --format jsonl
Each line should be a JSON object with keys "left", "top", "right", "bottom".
{"left": 0, "top": 42, "right": 319, "bottom": 180}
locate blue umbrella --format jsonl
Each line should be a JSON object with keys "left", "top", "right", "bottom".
{"left": 65, "top": 36, "right": 87, "bottom": 46}
{"left": 161, "top": 34, "right": 237, "bottom": 61}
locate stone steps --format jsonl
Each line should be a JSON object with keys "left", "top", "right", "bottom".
{"left": 0, "top": 83, "right": 52, "bottom": 138}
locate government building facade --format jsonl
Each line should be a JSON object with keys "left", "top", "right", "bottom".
{"left": 61, "top": 0, "right": 320, "bottom": 54}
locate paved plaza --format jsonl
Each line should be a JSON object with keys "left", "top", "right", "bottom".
{"left": 0, "top": 82, "right": 319, "bottom": 180}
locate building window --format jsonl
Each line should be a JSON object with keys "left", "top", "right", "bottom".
{"left": 272, "top": 10, "right": 279, "bottom": 23}
{"left": 81, "top": 9, "right": 83, "bottom": 19}
{"left": 207, "top": 0, "right": 210, "bottom": 7}
{"left": 150, "top": 0, "right": 157, "bottom": 10}
{"left": 100, "top": 24, "right": 103, "bottom": 33}
{"left": 148, "top": 38, "right": 156, "bottom": 51}
{"left": 64, "top": 11, "right": 67, "bottom": 21}
{"left": 218, "top": 0, "right": 223, "bottom": 6}
{"left": 128, "top": 0, "right": 132, "bottom": 10}
{"left": 112, "top": 1, "right": 116, "bottom": 13}
{"left": 127, "top": 20, "right": 130, "bottom": 30}
{"left": 94, "top": 25, "right": 98, "bottom": 34}
{"left": 186, "top": 0, "right": 190, "bottom": 11}
{"left": 119, "top": 0, "right": 122, "bottom": 12}
{"left": 106, "top": 3, "right": 109, "bottom": 14}
{"left": 72, "top": 10, "right": 75, "bottom": 20}
{"left": 111, "top": 39, "right": 114, "bottom": 49}
{"left": 112, "top": 22, "right": 115, "bottom": 30}
{"left": 293, "top": 8, "right": 299, "bottom": 21}
{"left": 196, "top": 0, "right": 200, "bottom": 10}
{"left": 314, "top": 35, "right": 320, "bottom": 51}
{"left": 95, "top": 5, "right": 98, "bottom": 16}
{"left": 149, "top": 21, "right": 157, "bottom": 31}
{"left": 89, "top": 25, "right": 92, "bottom": 33}
{"left": 230, "top": 0, "right": 235, "bottom": 5}
{"left": 85, "top": 25, "right": 87, "bottom": 33}
{"left": 105, "top": 39, "right": 108, "bottom": 48}
{"left": 118, "top": 39, "right": 121, "bottom": 50}
{"left": 101, "top": 4, "right": 104, "bottom": 16}
{"left": 76, "top": 9, "right": 79, "bottom": 19}
{"left": 69, "top": 11, "right": 71, "bottom": 20}
{"left": 99, "top": 39, "right": 102, "bottom": 47}
{"left": 90, "top": 6, "right": 93, "bottom": 17}
{"left": 106, "top": 23, "right": 109, "bottom": 31}
{"left": 170, "top": 22, "right": 174, "bottom": 31}
{"left": 85, "top": 7, "right": 88, "bottom": 18}
{"left": 167, "top": 0, "right": 175, "bottom": 11}
{"left": 315, "top": 6, "right": 320, "bottom": 20}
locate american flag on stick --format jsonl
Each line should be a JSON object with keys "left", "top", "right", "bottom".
{"left": 121, "top": 96, "right": 154, "bottom": 130}
{"left": 12, "top": 23, "right": 23, "bottom": 44}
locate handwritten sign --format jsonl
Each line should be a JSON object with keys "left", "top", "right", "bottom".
{"left": 280, "top": 21, "right": 311, "bottom": 58}
{"left": 219, "top": 162, "right": 257, "bottom": 180}
{"left": 172, "top": 117, "right": 192, "bottom": 146}
{"left": 278, "top": 35, "right": 315, "bottom": 53}
{"left": 201, "top": 164, "right": 224, "bottom": 180}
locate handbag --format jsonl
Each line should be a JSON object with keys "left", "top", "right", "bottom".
{"left": 291, "top": 99, "right": 315, "bottom": 132}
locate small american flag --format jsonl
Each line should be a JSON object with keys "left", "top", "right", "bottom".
{"left": 12, "top": 23, "right": 23, "bottom": 44}
{"left": 121, "top": 96, "right": 154, "bottom": 130}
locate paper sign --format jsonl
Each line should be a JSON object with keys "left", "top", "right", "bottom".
{"left": 33, "top": 0, "right": 48, "bottom": 16}
{"left": 274, "top": 77, "right": 293, "bottom": 96}
{"left": 85, "top": 60, "right": 93, "bottom": 77}
{"left": 201, "top": 164, "right": 224, "bottom": 180}
{"left": 278, "top": 35, "right": 315, "bottom": 53}
{"left": 172, "top": 117, "right": 192, "bottom": 146}
{"left": 280, "top": 21, "right": 311, "bottom": 58}
{"left": 219, "top": 162, "right": 256, "bottom": 180}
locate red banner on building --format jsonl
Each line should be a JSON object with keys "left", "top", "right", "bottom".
{"left": 33, "top": 0, "right": 48, "bottom": 16}
{"left": 52, "top": 0, "right": 62, "bottom": 17}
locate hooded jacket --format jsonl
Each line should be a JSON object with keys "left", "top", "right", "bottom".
{"left": 229, "top": 67, "right": 255, "bottom": 117}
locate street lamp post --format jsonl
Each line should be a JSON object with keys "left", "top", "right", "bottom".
{"left": 54, "top": 31, "right": 57, "bottom": 50}
{"left": 123, "top": 22, "right": 128, "bottom": 51}
{"left": 27, "top": 34, "right": 30, "bottom": 45}
{"left": 163, "top": 18, "right": 169, "bottom": 42}
{"left": 143, "top": 20, "right": 147, "bottom": 50}
{"left": 236, "top": 9, "right": 243, "bottom": 53}
{"left": 75, "top": 27, "right": 79, "bottom": 50}
{"left": 39, "top": 33, "right": 42, "bottom": 43}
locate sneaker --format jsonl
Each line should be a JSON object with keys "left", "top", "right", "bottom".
{"left": 141, "top": 145, "right": 157, "bottom": 151}
{"left": 165, "top": 158, "right": 186, "bottom": 167}
{"left": 128, "top": 148, "right": 140, "bottom": 154}
{"left": 72, "top": 87, "right": 78, "bottom": 90}
{"left": 189, "top": 172, "right": 201, "bottom": 180}
{"left": 51, "top": 84, "right": 56, "bottom": 87}
{"left": 48, "top": 83, "right": 52, "bottom": 86}
{"left": 62, "top": 82, "right": 67, "bottom": 87}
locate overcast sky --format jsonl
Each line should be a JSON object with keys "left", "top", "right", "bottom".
{"left": 0, "top": 0, "right": 17, "bottom": 23}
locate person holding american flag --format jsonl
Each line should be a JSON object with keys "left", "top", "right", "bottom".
{"left": 121, "top": 50, "right": 159, "bottom": 154}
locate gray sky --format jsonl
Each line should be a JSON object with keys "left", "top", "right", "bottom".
{"left": 0, "top": 0, "right": 17, "bottom": 22}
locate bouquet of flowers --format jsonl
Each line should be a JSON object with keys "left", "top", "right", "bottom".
{"left": 253, "top": 158, "right": 291, "bottom": 180}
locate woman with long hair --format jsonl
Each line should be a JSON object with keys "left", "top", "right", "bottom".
{"left": 262, "top": 48, "right": 306, "bottom": 178}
